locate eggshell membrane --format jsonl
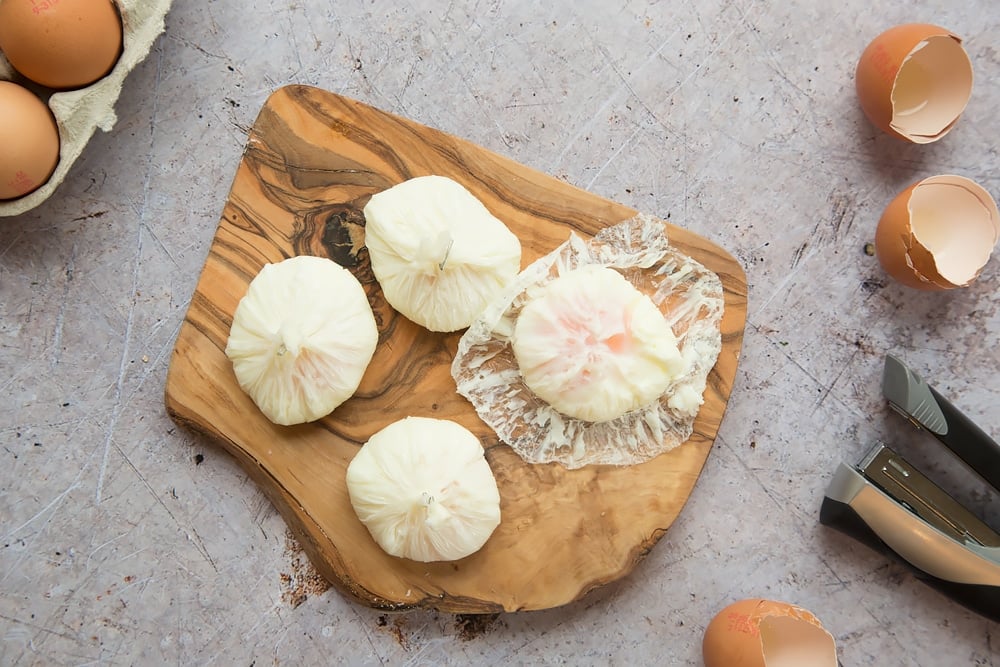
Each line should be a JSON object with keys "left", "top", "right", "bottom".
{"left": 875, "top": 175, "right": 1000, "bottom": 290}
{"left": 0, "top": 0, "right": 172, "bottom": 216}
{"left": 702, "top": 599, "right": 837, "bottom": 667}
{"left": 856, "top": 24, "right": 972, "bottom": 143}
{"left": 0, "top": 0, "right": 124, "bottom": 89}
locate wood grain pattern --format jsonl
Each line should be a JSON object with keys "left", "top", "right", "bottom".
{"left": 164, "top": 85, "right": 748, "bottom": 613}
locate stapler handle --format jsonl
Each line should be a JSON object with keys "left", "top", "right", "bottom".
{"left": 924, "top": 383, "right": 1000, "bottom": 492}
{"left": 821, "top": 462, "right": 1000, "bottom": 622}
{"left": 882, "top": 354, "right": 1000, "bottom": 492}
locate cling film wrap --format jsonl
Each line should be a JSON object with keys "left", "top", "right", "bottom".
{"left": 451, "top": 214, "right": 724, "bottom": 469}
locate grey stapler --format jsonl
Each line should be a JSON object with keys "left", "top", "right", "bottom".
{"left": 882, "top": 353, "right": 1000, "bottom": 492}
{"left": 820, "top": 355, "right": 1000, "bottom": 621}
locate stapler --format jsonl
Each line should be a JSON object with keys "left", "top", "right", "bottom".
{"left": 882, "top": 354, "right": 1000, "bottom": 492}
{"left": 820, "top": 355, "right": 1000, "bottom": 621}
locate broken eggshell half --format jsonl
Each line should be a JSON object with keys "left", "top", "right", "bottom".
{"left": 702, "top": 598, "right": 838, "bottom": 667}
{"left": 856, "top": 24, "right": 973, "bottom": 143}
{"left": 875, "top": 175, "right": 1000, "bottom": 290}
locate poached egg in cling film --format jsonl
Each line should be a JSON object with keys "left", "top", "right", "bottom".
{"left": 451, "top": 214, "right": 724, "bottom": 469}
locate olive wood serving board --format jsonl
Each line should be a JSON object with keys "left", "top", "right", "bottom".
{"left": 164, "top": 85, "right": 748, "bottom": 613}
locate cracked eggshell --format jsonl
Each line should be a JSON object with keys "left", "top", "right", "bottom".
{"left": 702, "top": 599, "right": 838, "bottom": 667}
{"left": 0, "top": 0, "right": 172, "bottom": 216}
{"left": 856, "top": 24, "right": 973, "bottom": 144}
{"left": 875, "top": 175, "right": 1000, "bottom": 290}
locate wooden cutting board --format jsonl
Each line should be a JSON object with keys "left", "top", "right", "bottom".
{"left": 164, "top": 85, "right": 748, "bottom": 613}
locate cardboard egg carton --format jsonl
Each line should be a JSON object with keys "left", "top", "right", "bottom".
{"left": 0, "top": 0, "right": 172, "bottom": 217}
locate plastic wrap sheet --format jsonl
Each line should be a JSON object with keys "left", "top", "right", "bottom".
{"left": 451, "top": 214, "right": 724, "bottom": 469}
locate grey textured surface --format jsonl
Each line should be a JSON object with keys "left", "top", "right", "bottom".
{"left": 3, "top": 1, "right": 999, "bottom": 664}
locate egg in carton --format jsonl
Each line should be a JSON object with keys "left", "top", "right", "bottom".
{"left": 0, "top": 0, "right": 172, "bottom": 217}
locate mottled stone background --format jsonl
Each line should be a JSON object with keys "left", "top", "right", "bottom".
{"left": 2, "top": 1, "right": 998, "bottom": 664}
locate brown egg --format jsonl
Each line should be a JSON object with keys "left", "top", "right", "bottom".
{"left": 856, "top": 24, "right": 973, "bottom": 143}
{"left": 875, "top": 175, "right": 1000, "bottom": 290}
{"left": 0, "top": 81, "right": 60, "bottom": 200}
{"left": 702, "top": 598, "right": 838, "bottom": 667}
{"left": 0, "top": 0, "right": 123, "bottom": 89}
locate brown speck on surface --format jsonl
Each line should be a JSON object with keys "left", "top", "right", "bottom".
{"left": 454, "top": 613, "right": 501, "bottom": 641}
{"left": 852, "top": 336, "right": 877, "bottom": 356}
{"left": 374, "top": 614, "right": 410, "bottom": 649}
{"left": 390, "top": 617, "right": 410, "bottom": 649}
{"left": 279, "top": 530, "right": 331, "bottom": 608}
{"left": 864, "top": 242, "right": 875, "bottom": 256}
{"left": 860, "top": 278, "right": 884, "bottom": 294}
